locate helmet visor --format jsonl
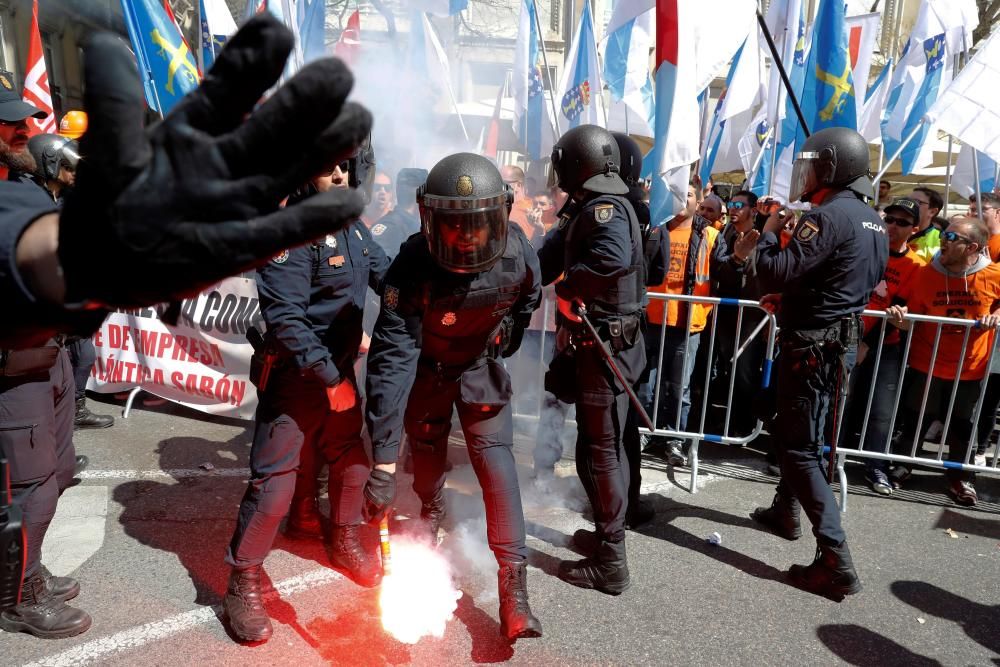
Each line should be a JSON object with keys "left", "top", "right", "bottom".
{"left": 789, "top": 151, "right": 821, "bottom": 203}
{"left": 420, "top": 193, "right": 509, "bottom": 273}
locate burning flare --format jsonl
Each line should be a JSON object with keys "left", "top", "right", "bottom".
{"left": 378, "top": 518, "right": 462, "bottom": 644}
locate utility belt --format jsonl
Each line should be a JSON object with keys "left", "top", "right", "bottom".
{"left": 418, "top": 346, "right": 499, "bottom": 381}
{"left": 570, "top": 312, "right": 643, "bottom": 354}
{"left": 780, "top": 316, "right": 861, "bottom": 373}
{"left": 0, "top": 344, "right": 60, "bottom": 379}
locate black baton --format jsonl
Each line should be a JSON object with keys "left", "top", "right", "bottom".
{"left": 577, "top": 305, "right": 656, "bottom": 432}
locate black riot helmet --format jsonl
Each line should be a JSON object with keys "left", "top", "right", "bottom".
{"left": 551, "top": 124, "right": 629, "bottom": 196}
{"left": 27, "top": 133, "right": 79, "bottom": 182}
{"left": 417, "top": 152, "right": 512, "bottom": 274}
{"left": 347, "top": 133, "right": 376, "bottom": 204}
{"left": 611, "top": 132, "right": 644, "bottom": 186}
{"left": 789, "top": 126, "right": 873, "bottom": 203}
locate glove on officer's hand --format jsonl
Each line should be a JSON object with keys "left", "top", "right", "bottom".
{"left": 502, "top": 324, "right": 526, "bottom": 358}
{"left": 326, "top": 377, "right": 357, "bottom": 412}
{"left": 363, "top": 468, "right": 396, "bottom": 522}
{"left": 59, "top": 15, "right": 372, "bottom": 309}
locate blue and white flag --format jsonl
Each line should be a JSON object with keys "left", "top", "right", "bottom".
{"left": 555, "top": 0, "right": 604, "bottom": 131}
{"left": 649, "top": 0, "right": 754, "bottom": 223}
{"left": 766, "top": 0, "right": 809, "bottom": 200}
{"left": 243, "top": 0, "right": 327, "bottom": 79}
{"left": 513, "top": 0, "right": 553, "bottom": 159}
{"left": 603, "top": 0, "right": 654, "bottom": 137}
{"left": 859, "top": 58, "right": 892, "bottom": 142}
{"left": 199, "top": 0, "right": 236, "bottom": 72}
{"left": 952, "top": 144, "right": 998, "bottom": 200}
{"left": 882, "top": 0, "right": 978, "bottom": 174}
{"left": 121, "top": 0, "right": 200, "bottom": 114}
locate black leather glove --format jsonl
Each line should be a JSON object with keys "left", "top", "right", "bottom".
{"left": 502, "top": 322, "right": 526, "bottom": 358}
{"left": 59, "top": 15, "right": 372, "bottom": 309}
{"left": 362, "top": 468, "right": 396, "bottom": 522}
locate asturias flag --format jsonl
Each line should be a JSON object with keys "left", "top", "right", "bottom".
{"left": 796, "top": 0, "right": 857, "bottom": 148}
{"left": 121, "top": 0, "right": 200, "bottom": 114}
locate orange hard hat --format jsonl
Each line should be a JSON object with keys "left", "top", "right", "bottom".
{"left": 58, "top": 110, "right": 88, "bottom": 139}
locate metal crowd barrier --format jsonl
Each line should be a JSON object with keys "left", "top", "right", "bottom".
{"left": 831, "top": 310, "right": 1000, "bottom": 512}
{"left": 512, "top": 291, "right": 1000, "bottom": 509}
{"left": 510, "top": 291, "right": 779, "bottom": 494}
{"left": 641, "top": 293, "right": 778, "bottom": 492}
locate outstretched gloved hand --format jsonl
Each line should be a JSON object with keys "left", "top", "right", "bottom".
{"left": 59, "top": 15, "right": 372, "bottom": 309}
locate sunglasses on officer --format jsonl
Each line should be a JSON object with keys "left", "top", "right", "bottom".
{"left": 883, "top": 215, "right": 914, "bottom": 227}
{"left": 321, "top": 160, "right": 350, "bottom": 176}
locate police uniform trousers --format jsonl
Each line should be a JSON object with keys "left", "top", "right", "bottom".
{"left": 68, "top": 337, "right": 98, "bottom": 402}
{"left": 572, "top": 334, "right": 645, "bottom": 543}
{"left": 773, "top": 330, "right": 855, "bottom": 546}
{"left": 0, "top": 348, "right": 76, "bottom": 579}
{"left": 226, "top": 367, "right": 368, "bottom": 568}
{"left": 406, "top": 359, "right": 527, "bottom": 565}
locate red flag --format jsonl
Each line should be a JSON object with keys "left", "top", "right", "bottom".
{"left": 481, "top": 78, "right": 506, "bottom": 159}
{"left": 22, "top": 0, "right": 54, "bottom": 135}
{"left": 334, "top": 11, "right": 361, "bottom": 65}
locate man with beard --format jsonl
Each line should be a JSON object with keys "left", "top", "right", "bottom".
{"left": 0, "top": 73, "right": 92, "bottom": 639}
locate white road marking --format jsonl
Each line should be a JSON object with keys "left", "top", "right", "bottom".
{"left": 41, "top": 486, "right": 108, "bottom": 576}
{"left": 25, "top": 568, "right": 344, "bottom": 667}
{"left": 78, "top": 468, "right": 251, "bottom": 480}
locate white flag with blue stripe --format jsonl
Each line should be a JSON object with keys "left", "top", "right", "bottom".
{"left": 603, "top": 0, "right": 654, "bottom": 137}
{"left": 513, "top": 0, "right": 554, "bottom": 159}
{"left": 555, "top": 0, "right": 605, "bottom": 131}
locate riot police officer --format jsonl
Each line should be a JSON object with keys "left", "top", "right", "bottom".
{"left": 537, "top": 125, "right": 646, "bottom": 594}
{"left": 751, "top": 127, "right": 888, "bottom": 600}
{"left": 223, "top": 144, "right": 390, "bottom": 644}
{"left": 362, "top": 152, "right": 543, "bottom": 642}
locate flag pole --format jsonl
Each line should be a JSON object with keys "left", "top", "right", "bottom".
{"left": 195, "top": 0, "right": 205, "bottom": 75}
{"left": 756, "top": 10, "right": 810, "bottom": 138}
{"left": 873, "top": 142, "right": 885, "bottom": 203}
{"left": 943, "top": 134, "right": 954, "bottom": 216}
{"left": 531, "top": 0, "right": 561, "bottom": 137}
{"left": 874, "top": 120, "right": 923, "bottom": 183}
{"left": 972, "top": 147, "right": 984, "bottom": 223}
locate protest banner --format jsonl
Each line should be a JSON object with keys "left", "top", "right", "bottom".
{"left": 87, "top": 277, "right": 261, "bottom": 420}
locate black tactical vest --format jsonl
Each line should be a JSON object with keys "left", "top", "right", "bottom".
{"left": 419, "top": 230, "right": 528, "bottom": 368}
{"left": 563, "top": 194, "right": 646, "bottom": 316}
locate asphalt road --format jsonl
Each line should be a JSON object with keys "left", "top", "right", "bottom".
{"left": 4, "top": 395, "right": 999, "bottom": 666}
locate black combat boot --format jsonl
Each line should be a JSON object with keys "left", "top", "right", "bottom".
{"left": 223, "top": 565, "right": 273, "bottom": 642}
{"left": 74, "top": 397, "right": 114, "bottom": 429}
{"left": 330, "top": 524, "right": 382, "bottom": 588}
{"left": 40, "top": 564, "right": 80, "bottom": 602}
{"left": 789, "top": 541, "right": 862, "bottom": 600}
{"left": 421, "top": 499, "right": 446, "bottom": 545}
{"left": 285, "top": 496, "right": 323, "bottom": 540}
{"left": 0, "top": 571, "right": 92, "bottom": 639}
{"left": 497, "top": 562, "right": 542, "bottom": 642}
{"left": 750, "top": 491, "right": 802, "bottom": 540}
{"left": 558, "top": 539, "right": 630, "bottom": 595}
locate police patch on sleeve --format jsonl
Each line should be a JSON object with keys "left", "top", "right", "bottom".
{"left": 595, "top": 204, "right": 614, "bottom": 223}
{"left": 384, "top": 285, "right": 399, "bottom": 311}
{"left": 272, "top": 250, "right": 289, "bottom": 264}
{"left": 794, "top": 219, "right": 820, "bottom": 243}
